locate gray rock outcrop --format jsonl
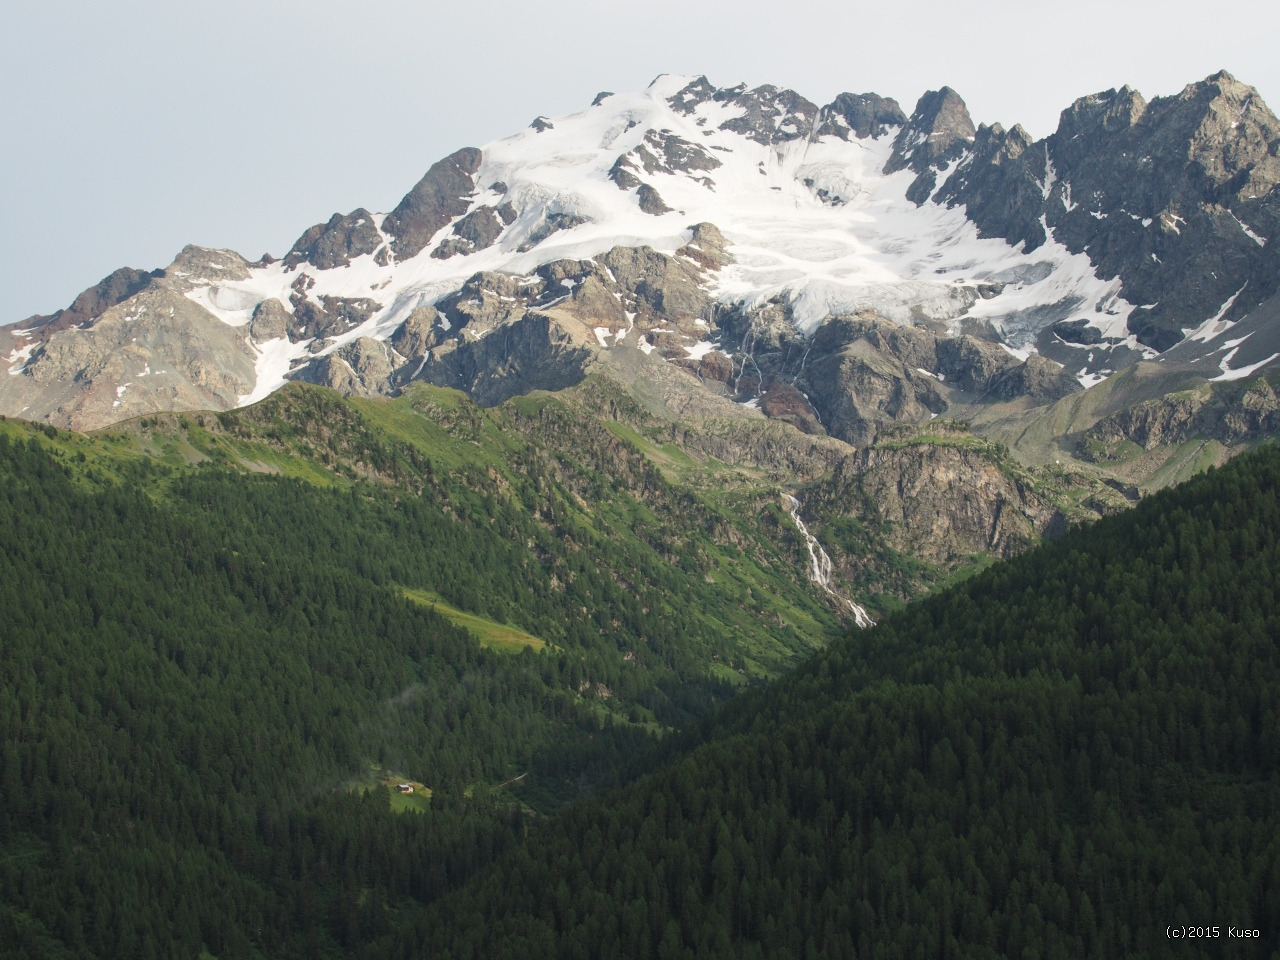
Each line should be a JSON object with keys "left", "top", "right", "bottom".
{"left": 414, "top": 311, "right": 595, "bottom": 405}
{"left": 636, "top": 184, "right": 672, "bottom": 216}
{"left": 715, "top": 84, "right": 820, "bottom": 145}
{"left": 288, "top": 295, "right": 380, "bottom": 341}
{"left": 986, "top": 355, "right": 1082, "bottom": 403}
{"left": 389, "top": 306, "right": 441, "bottom": 362}
{"left": 817, "top": 92, "right": 907, "bottom": 140}
{"left": 885, "top": 88, "right": 976, "bottom": 203}
{"left": 1086, "top": 374, "right": 1280, "bottom": 449}
{"left": 283, "top": 208, "right": 382, "bottom": 270}
{"left": 818, "top": 440, "right": 1066, "bottom": 563}
{"left": 249, "top": 298, "right": 291, "bottom": 342}
{"left": 295, "top": 337, "right": 396, "bottom": 398}
{"left": 936, "top": 71, "right": 1280, "bottom": 350}
{"left": 383, "top": 147, "right": 483, "bottom": 260}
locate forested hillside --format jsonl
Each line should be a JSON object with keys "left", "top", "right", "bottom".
{"left": 2, "top": 389, "right": 1276, "bottom": 958}
{"left": 0, "top": 384, "right": 845, "bottom": 959}
{"left": 386, "top": 446, "right": 1280, "bottom": 960}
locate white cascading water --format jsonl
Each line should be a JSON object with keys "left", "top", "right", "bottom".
{"left": 784, "top": 495, "right": 875, "bottom": 629}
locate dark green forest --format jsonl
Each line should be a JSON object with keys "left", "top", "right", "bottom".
{"left": 1, "top": 398, "right": 1278, "bottom": 958}
{"left": 386, "top": 446, "right": 1280, "bottom": 959}
{"left": 0, "top": 427, "right": 626, "bottom": 958}
{"left": 0, "top": 394, "right": 837, "bottom": 959}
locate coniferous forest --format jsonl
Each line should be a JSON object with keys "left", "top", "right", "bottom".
{"left": 0, "top": 395, "right": 1277, "bottom": 958}
{"left": 398, "top": 443, "right": 1280, "bottom": 959}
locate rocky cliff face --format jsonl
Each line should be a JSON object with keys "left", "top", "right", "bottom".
{"left": 382, "top": 147, "right": 483, "bottom": 261}
{"left": 1086, "top": 374, "right": 1280, "bottom": 450}
{"left": 886, "top": 87, "right": 977, "bottom": 204}
{"left": 938, "top": 72, "right": 1280, "bottom": 352}
{"left": 710, "top": 307, "right": 1080, "bottom": 446}
{"left": 786, "top": 420, "right": 1131, "bottom": 605}
{"left": 0, "top": 248, "right": 260, "bottom": 428}
{"left": 800, "top": 422, "right": 1071, "bottom": 564}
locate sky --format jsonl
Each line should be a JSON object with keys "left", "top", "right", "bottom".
{"left": 4, "top": 0, "right": 1278, "bottom": 321}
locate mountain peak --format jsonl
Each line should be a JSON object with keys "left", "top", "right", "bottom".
{"left": 818, "top": 92, "right": 907, "bottom": 140}
{"left": 1199, "top": 68, "right": 1243, "bottom": 91}
{"left": 885, "top": 87, "right": 976, "bottom": 202}
{"left": 382, "top": 147, "right": 483, "bottom": 261}
{"left": 886, "top": 87, "right": 975, "bottom": 171}
{"left": 647, "top": 73, "right": 705, "bottom": 99}
{"left": 665, "top": 75, "right": 719, "bottom": 115}
{"left": 8, "top": 70, "right": 1280, "bottom": 433}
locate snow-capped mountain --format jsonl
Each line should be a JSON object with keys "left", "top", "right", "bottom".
{"left": 4, "top": 71, "right": 1280, "bottom": 442}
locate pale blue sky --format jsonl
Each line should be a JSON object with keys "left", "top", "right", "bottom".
{"left": 4, "top": 0, "right": 1277, "bottom": 320}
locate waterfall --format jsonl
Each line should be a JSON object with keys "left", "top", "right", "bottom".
{"left": 785, "top": 494, "right": 875, "bottom": 629}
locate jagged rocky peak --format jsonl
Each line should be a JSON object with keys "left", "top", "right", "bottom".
{"left": 1053, "top": 84, "right": 1148, "bottom": 153}
{"left": 284, "top": 209, "right": 382, "bottom": 271}
{"left": 1051, "top": 71, "right": 1280, "bottom": 198}
{"left": 382, "top": 147, "right": 483, "bottom": 260}
{"left": 1047, "top": 71, "right": 1280, "bottom": 346}
{"left": 669, "top": 73, "right": 906, "bottom": 143}
{"left": 923, "top": 69, "right": 1280, "bottom": 354}
{"left": 817, "top": 92, "right": 907, "bottom": 140}
{"left": 665, "top": 75, "right": 719, "bottom": 115}
{"left": 886, "top": 87, "right": 976, "bottom": 175}
{"left": 1176, "top": 71, "right": 1280, "bottom": 198}
{"left": 670, "top": 74, "right": 910, "bottom": 146}
{"left": 933, "top": 120, "right": 1048, "bottom": 253}
{"left": 1049, "top": 71, "right": 1280, "bottom": 207}
{"left": 977, "top": 121, "right": 1035, "bottom": 161}
{"left": 886, "top": 87, "right": 976, "bottom": 203}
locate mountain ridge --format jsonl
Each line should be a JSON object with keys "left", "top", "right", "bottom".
{"left": 6, "top": 70, "right": 1279, "bottom": 437}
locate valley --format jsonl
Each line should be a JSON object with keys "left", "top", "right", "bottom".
{"left": 2, "top": 64, "right": 1279, "bottom": 958}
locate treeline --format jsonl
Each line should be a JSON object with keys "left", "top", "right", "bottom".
{"left": 382, "top": 446, "right": 1280, "bottom": 959}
